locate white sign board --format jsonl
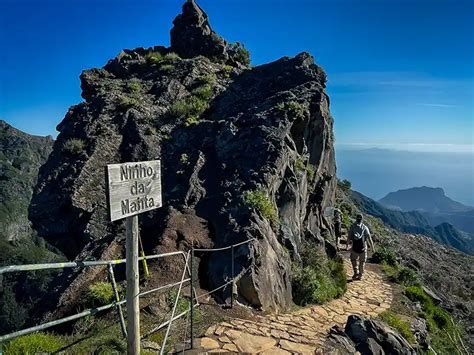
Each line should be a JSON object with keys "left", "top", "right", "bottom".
{"left": 106, "top": 160, "right": 162, "bottom": 221}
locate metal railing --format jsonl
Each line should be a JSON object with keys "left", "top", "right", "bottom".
{"left": 0, "top": 238, "right": 256, "bottom": 353}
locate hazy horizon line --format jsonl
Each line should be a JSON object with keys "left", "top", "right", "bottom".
{"left": 336, "top": 142, "right": 474, "bottom": 153}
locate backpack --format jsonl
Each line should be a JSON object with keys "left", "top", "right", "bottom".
{"left": 352, "top": 225, "right": 366, "bottom": 253}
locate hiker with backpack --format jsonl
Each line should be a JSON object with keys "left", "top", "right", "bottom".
{"left": 348, "top": 213, "right": 374, "bottom": 280}
{"left": 333, "top": 208, "right": 343, "bottom": 251}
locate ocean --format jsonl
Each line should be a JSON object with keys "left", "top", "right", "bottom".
{"left": 336, "top": 147, "right": 474, "bottom": 206}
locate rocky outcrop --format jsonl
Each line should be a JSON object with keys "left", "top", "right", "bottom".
{"left": 0, "top": 120, "right": 53, "bottom": 243}
{"left": 328, "top": 315, "right": 415, "bottom": 354}
{"left": 30, "top": 0, "right": 336, "bottom": 312}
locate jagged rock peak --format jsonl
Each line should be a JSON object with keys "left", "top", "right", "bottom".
{"left": 170, "top": 0, "right": 249, "bottom": 66}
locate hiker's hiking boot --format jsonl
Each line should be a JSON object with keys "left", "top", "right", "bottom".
{"left": 352, "top": 274, "right": 358, "bottom": 281}
{"left": 357, "top": 274, "right": 363, "bottom": 280}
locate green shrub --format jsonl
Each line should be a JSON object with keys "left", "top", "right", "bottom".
{"left": 405, "top": 285, "right": 433, "bottom": 310}
{"left": 292, "top": 245, "right": 346, "bottom": 306}
{"left": 126, "top": 81, "right": 141, "bottom": 93}
{"left": 145, "top": 51, "right": 164, "bottom": 65}
{"left": 199, "top": 73, "right": 217, "bottom": 85}
{"left": 379, "top": 311, "right": 416, "bottom": 344}
{"left": 62, "top": 138, "right": 85, "bottom": 155}
{"left": 243, "top": 190, "right": 278, "bottom": 226}
{"left": 160, "top": 64, "right": 175, "bottom": 73}
{"left": 276, "top": 101, "right": 306, "bottom": 119}
{"left": 169, "top": 95, "right": 209, "bottom": 122}
{"left": 294, "top": 156, "right": 315, "bottom": 180}
{"left": 164, "top": 52, "right": 180, "bottom": 62}
{"left": 192, "top": 84, "right": 213, "bottom": 100}
{"left": 166, "top": 288, "right": 190, "bottom": 315}
{"left": 221, "top": 65, "right": 234, "bottom": 78}
{"left": 432, "top": 307, "right": 450, "bottom": 329}
{"left": 372, "top": 246, "right": 397, "bottom": 266}
{"left": 397, "top": 267, "right": 418, "bottom": 286}
{"left": 88, "top": 282, "right": 117, "bottom": 306}
{"left": 118, "top": 96, "right": 142, "bottom": 111}
{"left": 2, "top": 333, "right": 65, "bottom": 355}
{"left": 228, "top": 41, "right": 250, "bottom": 65}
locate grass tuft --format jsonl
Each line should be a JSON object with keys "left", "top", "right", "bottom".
{"left": 88, "top": 282, "right": 118, "bottom": 306}
{"left": 276, "top": 101, "right": 306, "bottom": 119}
{"left": 62, "top": 138, "right": 85, "bottom": 155}
{"left": 243, "top": 189, "right": 278, "bottom": 226}
{"left": 2, "top": 333, "right": 65, "bottom": 355}
{"left": 379, "top": 311, "right": 416, "bottom": 344}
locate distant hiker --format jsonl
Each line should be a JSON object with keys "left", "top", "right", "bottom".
{"left": 348, "top": 213, "right": 374, "bottom": 280}
{"left": 333, "top": 208, "right": 342, "bottom": 251}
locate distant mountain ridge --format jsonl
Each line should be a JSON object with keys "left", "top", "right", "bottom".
{"left": 379, "top": 186, "right": 473, "bottom": 213}
{"left": 351, "top": 190, "right": 473, "bottom": 255}
{"left": 379, "top": 186, "right": 474, "bottom": 235}
{"left": 0, "top": 119, "right": 54, "bottom": 242}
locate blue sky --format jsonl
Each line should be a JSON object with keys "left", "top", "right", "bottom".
{"left": 0, "top": 0, "right": 473, "bottom": 149}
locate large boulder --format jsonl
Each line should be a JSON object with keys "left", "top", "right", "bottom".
{"left": 29, "top": 0, "right": 336, "bottom": 314}
{"left": 327, "top": 315, "right": 416, "bottom": 354}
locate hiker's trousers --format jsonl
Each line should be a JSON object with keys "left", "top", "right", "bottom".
{"left": 350, "top": 249, "right": 367, "bottom": 276}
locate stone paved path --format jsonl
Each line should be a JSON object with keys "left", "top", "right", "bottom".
{"left": 194, "top": 257, "right": 393, "bottom": 354}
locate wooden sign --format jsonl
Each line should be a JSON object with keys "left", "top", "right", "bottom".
{"left": 106, "top": 160, "right": 162, "bottom": 222}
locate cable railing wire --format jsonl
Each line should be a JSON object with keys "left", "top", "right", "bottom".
{"left": 0, "top": 237, "right": 256, "bottom": 352}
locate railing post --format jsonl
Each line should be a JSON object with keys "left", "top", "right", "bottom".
{"left": 108, "top": 264, "right": 127, "bottom": 338}
{"left": 231, "top": 245, "right": 235, "bottom": 308}
{"left": 126, "top": 215, "right": 140, "bottom": 355}
{"left": 190, "top": 243, "right": 195, "bottom": 349}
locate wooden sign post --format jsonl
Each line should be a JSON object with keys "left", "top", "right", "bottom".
{"left": 106, "top": 160, "right": 162, "bottom": 355}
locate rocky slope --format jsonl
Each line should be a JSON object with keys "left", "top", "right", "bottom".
{"left": 0, "top": 120, "right": 53, "bottom": 243}
{"left": 0, "top": 120, "right": 64, "bottom": 334}
{"left": 29, "top": 0, "right": 336, "bottom": 314}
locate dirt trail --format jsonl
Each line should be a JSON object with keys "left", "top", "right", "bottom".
{"left": 193, "top": 256, "right": 393, "bottom": 354}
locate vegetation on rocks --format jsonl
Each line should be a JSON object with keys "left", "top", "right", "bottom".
{"left": 276, "top": 101, "right": 306, "bottom": 119}
{"left": 118, "top": 95, "right": 142, "bottom": 111}
{"left": 372, "top": 246, "right": 397, "bottom": 266}
{"left": 292, "top": 243, "right": 346, "bottom": 306}
{"left": 228, "top": 41, "right": 250, "bottom": 65}
{"left": 88, "top": 281, "right": 118, "bottom": 306}
{"left": 403, "top": 285, "right": 465, "bottom": 353}
{"left": 1, "top": 333, "right": 66, "bottom": 355}
{"left": 169, "top": 94, "right": 209, "bottom": 125}
{"left": 243, "top": 189, "right": 278, "bottom": 226}
{"left": 62, "top": 138, "right": 85, "bottom": 155}
{"left": 126, "top": 80, "right": 141, "bottom": 93}
{"left": 295, "top": 155, "right": 315, "bottom": 180}
{"left": 378, "top": 311, "right": 416, "bottom": 344}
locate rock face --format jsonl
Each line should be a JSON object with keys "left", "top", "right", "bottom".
{"left": 170, "top": 0, "right": 227, "bottom": 60}
{"left": 0, "top": 120, "right": 53, "bottom": 243}
{"left": 328, "top": 315, "right": 415, "bottom": 354}
{"left": 30, "top": 0, "right": 336, "bottom": 312}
